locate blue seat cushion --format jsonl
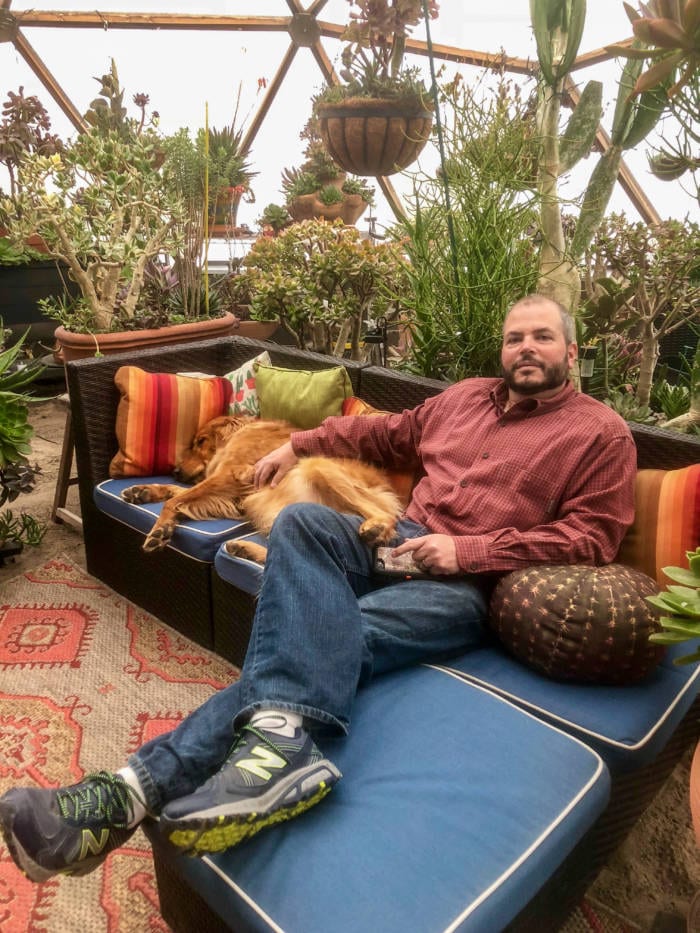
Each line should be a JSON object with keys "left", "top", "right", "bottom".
{"left": 94, "top": 478, "right": 251, "bottom": 563}
{"left": 145, "top": 664, "right": 610, "bottom": 933}
{"left": 439, "top": 644, "right": 700, "bottom": 772}
{"left": 214, "top": 536, "right": 266, "bottom": 594}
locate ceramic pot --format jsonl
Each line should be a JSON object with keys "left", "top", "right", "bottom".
{"left": 53, "top": 312, "right": 240, "bottom": 363}
{"left": 209, "top": 187, "right": 243, "bottom": 237}
{"left": 287, "top": 193, "right": 368, "bottom": 226}
{"left": 316, "top": 98, "right": 433, "bottom": 176}
{"left": 690, "top": 739, "right": 700, "bottom": 844}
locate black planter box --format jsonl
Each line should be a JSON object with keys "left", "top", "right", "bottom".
{"left": 0, "top": 260, "right": 75, "bottom": 352}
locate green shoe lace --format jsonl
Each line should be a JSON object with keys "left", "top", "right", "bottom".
{"left": 56, "top": 771, "right": 141, "bottom": 828}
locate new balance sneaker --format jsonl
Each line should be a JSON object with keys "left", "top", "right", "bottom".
{"left": 160, "top": 723, "right": 341, "bottom": 855}
{"left": 0, "top": 771, "right": 141, "bottom": 882}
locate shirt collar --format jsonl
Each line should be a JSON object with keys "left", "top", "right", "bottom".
{"left": 491, "top": 380, "right": 576, "bottom": 416}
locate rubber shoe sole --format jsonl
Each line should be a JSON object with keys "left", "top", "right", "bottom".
{"left": 0, "top": 803, "right": 133, "bottom": 882}
{"left": 164, "top": 759, "right": 341, "bottom": 855}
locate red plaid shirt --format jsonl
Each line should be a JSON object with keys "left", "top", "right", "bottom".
{"left": 292, "top": 378, "right": 636, "bottom": 574}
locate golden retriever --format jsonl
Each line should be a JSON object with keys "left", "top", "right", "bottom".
{"left": 122, "top": 415, "right": 402, "bottom": 562}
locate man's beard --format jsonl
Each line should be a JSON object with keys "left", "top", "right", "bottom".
{"left": 502, "top": 354, "right": 570, "bottom": 396}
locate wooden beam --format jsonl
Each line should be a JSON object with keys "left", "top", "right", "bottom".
{"left": 11, "top": 10, "right": 291, "bottom": 31}
{"left": 13, "top": 31, "right": 85, "bottom": 132}
{"left": 240, "top": 43, "right": 299, "bottom": 155}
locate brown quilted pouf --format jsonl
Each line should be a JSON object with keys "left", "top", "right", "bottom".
{"left": 489, "top": 563, "right": 666, "bottom": 684}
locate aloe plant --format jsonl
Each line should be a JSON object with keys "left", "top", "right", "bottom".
{"left": 648, "top": 547, "right": 700, "bottom": 664}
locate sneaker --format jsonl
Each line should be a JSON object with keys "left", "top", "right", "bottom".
{"left": 0, "top": 771, "right": 140, "bottom": 882}
{"left": 160, "top": 724, "right": 341, "bottom": 855}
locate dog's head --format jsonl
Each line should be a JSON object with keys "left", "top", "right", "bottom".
{"left": 174, "top": 414, "right": 253, "bottom": 482}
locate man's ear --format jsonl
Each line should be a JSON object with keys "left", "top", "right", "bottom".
{"left": 567, "top": 341, "right": 578, "bottom": 372}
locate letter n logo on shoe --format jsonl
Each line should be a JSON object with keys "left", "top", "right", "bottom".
{"left": 79, "top": 827, "right": 110, "bottom": 860}
{"left": 236, "top": 745, "right": 287, "bottom": 781}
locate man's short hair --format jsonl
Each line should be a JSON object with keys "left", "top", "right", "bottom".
{"left": 506, "top": 294, "right": 576, "bottom": 344}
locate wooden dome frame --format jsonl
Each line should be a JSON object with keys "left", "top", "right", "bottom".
{"left": 0, "top": 0, "right": 660, "bottom": 224}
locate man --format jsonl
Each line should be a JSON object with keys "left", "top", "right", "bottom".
{"left": 0, "top": 294, "right": 636, "bottom": 881}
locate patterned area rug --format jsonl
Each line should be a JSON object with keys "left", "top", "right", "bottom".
{"left": 0, "top": 557, "right": 240, "bottom": 932}
{"left": 561, "top": 896, "right": 643, "bottom": 932}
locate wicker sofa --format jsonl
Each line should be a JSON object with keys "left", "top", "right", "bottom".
{"left": 65, "top": 336, "right": 700, "bottom": 932}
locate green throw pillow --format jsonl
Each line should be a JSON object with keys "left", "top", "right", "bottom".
{"left": 254, "top": 362, "right": 352, "bottom": 429}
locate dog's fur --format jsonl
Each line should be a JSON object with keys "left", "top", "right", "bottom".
{"left": 122, "top": 414, "right": 402, "bottom": 562}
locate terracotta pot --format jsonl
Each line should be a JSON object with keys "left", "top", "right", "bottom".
{"left": 231, "top": 319, "right": 281, "bottom": 341}
{"left": 209, "top": 187, "right": 243, "bottom": 238}
{"left": 690, "top": 739, "right": 700, "bottom": 845}
{"left": 316, "top": 98, "right": 433, "bottom": 176}
{"left": 287, "top": 193, "right": 368, "bottom": 226}
{"left": 53, "top": 312, "right": 240, "bottom": 363}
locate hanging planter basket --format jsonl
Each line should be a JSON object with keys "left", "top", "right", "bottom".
{"left": 316, "top": 98, "right": 433, "bottom": 177}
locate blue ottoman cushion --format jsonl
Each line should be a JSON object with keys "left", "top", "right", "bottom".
{"left": 94, "top": 478, "right": 251, "bottom": 563}
{"left": 214, "top": 537, "right": 266, "bottom": 595}
{"left": 145, "top": 664, "right": 610, "bottom": 933}
{"left": 440, "top": 645, "right": 700, "bottom": 772}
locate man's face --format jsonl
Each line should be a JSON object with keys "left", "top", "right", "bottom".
{"left": 501, "top": 301, "right": 577, "bottom": 398}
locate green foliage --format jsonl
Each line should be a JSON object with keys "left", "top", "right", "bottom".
{"left": 651, "top": 379, "right": 691, "bottom": 420}
{"left": 258, "top": 203, "right": 292, "bottom": 232}
{"left": 233, "top": 218, "right": 409, "bottom": 358}
{"left": 529, "top": 0, "right": 587, "bottom": 87}
{"left": 0, "top": 331, "right": 44, "bottom": 541}
{"left": 0, "top": 86, "right": 63, "bottom": 199}
{"left": 388, "top": 71, "right": 541, "bottom": 381}
{"left": 604, "top": 387, "right": 657, "bottom": 423}
{"left": 0, "top": 508, "right": 46, "bottom": 548}
{"left": 281, "top": 119, "right": 374, "bottom": 208}
{"left": 578, "top": 214, "right": 700, "bottom": 407}
{"left": 314, "top": 0, "right": 438, "bottom": 107}
{"left": 648, "top": 548, "right": 700, "bottom": 665}
{"left": 318, "top": 185, "right": 344, "bottom": 205}
{"left": 1, "top": 120, "right": 188, "bottom": 332}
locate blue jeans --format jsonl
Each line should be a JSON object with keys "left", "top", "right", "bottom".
{"left": 130, "top": 504, "right": 489, "bottom": 812}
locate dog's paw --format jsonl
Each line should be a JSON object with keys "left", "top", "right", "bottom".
{"left": 123, "top": 485, "right": 154, "bottom": 504}
{"left": 142, "top": 523, "right": 174, "bottom": 552}
{"left": 224, "top": 540, "right": 268, "bottom": 564}
{"left": 359, "top": 519, "right": 396, "bottom": 547}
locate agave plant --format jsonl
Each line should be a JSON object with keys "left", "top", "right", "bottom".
{"left": 648, "top": 547, "right": 700, "bottom": 664}
{"left": 605, "top": 0, "right": 700, "bottom": 99}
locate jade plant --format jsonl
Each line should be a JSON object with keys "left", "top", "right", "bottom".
{"left": 230, "top": 218, "right": 409, "bottom": 358}
{"left": 648, "top": 547, "right": 700, "bottom": 665}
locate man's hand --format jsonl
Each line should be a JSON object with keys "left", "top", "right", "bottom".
{"left": 254, "top": 441, "right": 298, "bottom": 488}
{"left": 392, "top": 534, "right": 460, "bottom": 575}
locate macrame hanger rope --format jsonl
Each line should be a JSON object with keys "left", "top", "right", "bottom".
{"left": 421, "top": 0, "right": 464, "bottom": 316}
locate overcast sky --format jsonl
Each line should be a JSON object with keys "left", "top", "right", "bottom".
{"left": 2, "top": 0, "right": 698, "bottom": 254}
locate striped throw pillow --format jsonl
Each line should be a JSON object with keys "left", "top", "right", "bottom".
{"left": 616, "top": 464, "right": 700, "bottom": 586}
{"left": 109, "top": 367, "right": 233, "bottom": 477}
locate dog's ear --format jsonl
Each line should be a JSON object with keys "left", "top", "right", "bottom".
{"left": 213, "top": 416, "right": 250, "bottom": 443}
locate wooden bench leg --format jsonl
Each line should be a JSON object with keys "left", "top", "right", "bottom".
{"left": 51, "top": 404, "right": 82, "bottom": 531}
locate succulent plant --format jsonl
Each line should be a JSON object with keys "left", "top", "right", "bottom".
{"left": 648, "top": 547, "right": 700, "bottom": 664}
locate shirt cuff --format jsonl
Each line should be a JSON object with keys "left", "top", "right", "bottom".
{"left": 290, "top": 429, "right": 323, "bottom": 457}
{"left": 454, "top": 535, "right": 492, "bottom": 573}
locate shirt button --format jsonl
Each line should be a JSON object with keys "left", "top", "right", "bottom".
{"left": 459, "top": 479, "right": 468, "bottom": 487}
{"left": 470, "top": 562, "right": 478, "bottom": 571}
{"left": 482, "top": 452, "right": 489, "bottom": 459}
